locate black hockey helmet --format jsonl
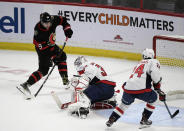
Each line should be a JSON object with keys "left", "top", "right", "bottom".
{"left": 40, "top": 12, "right": 51, "bottom": 23}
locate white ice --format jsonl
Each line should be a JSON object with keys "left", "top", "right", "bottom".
{"left": 0, "top": 50, "right": 184, "bottom": 131}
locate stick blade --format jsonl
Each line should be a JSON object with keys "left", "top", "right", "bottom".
{"left": 171, "top": 109, "right": 179, "bottom": 118}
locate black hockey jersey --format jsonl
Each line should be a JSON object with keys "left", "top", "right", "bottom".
{"left": 33, "top": 16, "right": 71, "bottom": 51}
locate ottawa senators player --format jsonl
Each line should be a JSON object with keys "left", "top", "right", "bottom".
{"left": 17, "top": 12, "right": 73, "bottom": 98}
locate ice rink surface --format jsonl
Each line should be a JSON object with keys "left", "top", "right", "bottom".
{"left": 0, "top": 50, "right": 184, "bottom": 131}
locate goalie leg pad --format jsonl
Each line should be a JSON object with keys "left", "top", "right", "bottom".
{"left": 68, "top": 91, "right": 91, "bottom": 114}
{"left": 91, "top": 99, "right": 117, "bottom": 109}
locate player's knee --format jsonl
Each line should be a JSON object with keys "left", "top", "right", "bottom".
{"left": 122, "top": 92, "right": 134, "bottom": 105}
{"left": 122, "top": 97, "right": 134, "bottom": 105}
{"left": 147, "top": 91, "right": 158, "bottom": 103}
{"left": 54, "top": 52, "right": 67, "bottom": 64}
{"left": 38, "top": 67, "right": 49, "bottom": 76}
{"left": 59, "top": 51, "right": 67, "bottom": 61}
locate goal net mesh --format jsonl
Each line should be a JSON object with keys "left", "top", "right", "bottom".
{"left": 153, "top": 35, "right": 184, "bottom": 100}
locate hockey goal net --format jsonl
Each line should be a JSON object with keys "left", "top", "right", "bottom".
{"left": 153, "top": 35, "right": 184, "bottom": 100}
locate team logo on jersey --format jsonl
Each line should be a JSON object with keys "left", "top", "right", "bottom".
{"left": 49, "top": 33, "right": 56, "bottom": 45}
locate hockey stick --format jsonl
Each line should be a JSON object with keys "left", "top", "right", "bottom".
{"left": 163, "top": 101, "right": 179, "bottom": 119}
{"left": 51, "top": 91, "right": 72, "bottom": 109}
{"left": 34, "top": 38, "right": 68, "bottom": 97}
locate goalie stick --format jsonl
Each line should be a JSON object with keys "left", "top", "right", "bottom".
{"left": 51, "top": 91, "right": 71, "bottom": 109}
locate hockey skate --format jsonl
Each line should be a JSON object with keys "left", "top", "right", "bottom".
{"left": 106, "top": 111, "right": 120, "bottom": 127}
{"left": 62, "top": 76, "right": 70, "bottom": 89}
{"left": 106, "top": 115, "right": 117, "bottom": 127}
{"left": 16, "top": 82, "right": 33, "bottom": 100}
{"left": 139, "top": 118, "right": 152, "bottom": 129}
{"left": 139, "top": 108, "right": 153, "bottom": 129}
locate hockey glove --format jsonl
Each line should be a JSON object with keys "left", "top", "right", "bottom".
{"left": 52, "top": 45, "right": 62, "bottom": 64}
{"left": 157, "top": 90, "right": 166, "bottom": 102}
{"left": 153, "top": 82, "right": 161, "bottom": 90}
{"left": 64, "top": 26, "right": 73, "bottom": 38}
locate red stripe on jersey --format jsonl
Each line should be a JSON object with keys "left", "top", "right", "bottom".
{"left": 64, "top": 26, "right": 71, "bottom": 31}
{"left": 33, "top": 39, "right": 38, "bottom": 47}
{"left": 59, "top": 62, "right": 67, "bottom": 65}
{"left": 33, "top": 39, "right": 48, "bottom": 50}
{"left": 78, "top": 70, "right": 85, "bottom": 75}
{"left": 98, "top": 80, "right": 116, "bottom": 86}
{"left": 31, "top": 74, "right": 37, "bottom": 82}
{"left": 50, "top": 47, "right": 54, "bottom": 51}
{"left": 52, "top": 55, "right": 56, "bottom": 59}
{"left": 38, "top": 71, "right": 43, "bottom": 78}
{"left": 59, "top": 69, "right": 67, "bottom": 72}
{"left": 146, "top": 103, "right": 155, "bottom": 109}
{"left": 115, "top": 107, "right": 124, "bottom": 115}
{"left": 75, "top": 87, "right": 83, "bottom": 91}
{"left": 40, "top": 46, "right": 49, "bottom": 51}
{"left": 122, "top": 86, "right": 152, "bottom": 94}
{"left": 59, "top": 16, "right": 63, "bottom": 25}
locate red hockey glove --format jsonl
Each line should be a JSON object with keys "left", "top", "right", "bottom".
{"left": 153, "top": 82, "right": 161, "bottom": 90}
{"left": 157, "top": 90, "right": 166, "bottom": 102}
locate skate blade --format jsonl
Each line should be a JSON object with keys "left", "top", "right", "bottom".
{"left": 16, "top": 86, "right": 26, "bottom": 95}
{"left": 139, "top": 124, "right": 150, "bottom": 129}
{"left": 24, "top": 94, "right": 35, "bottom": 100}
{"left": 16, "top": 86, "right": 34, "bottom": 100}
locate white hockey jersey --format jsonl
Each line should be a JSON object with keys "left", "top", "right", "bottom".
{"left": 77, "top": 62, "right": 114, "bottom": 84}
{"left": 123, "top": 59, "right": 161, "bottom": 94}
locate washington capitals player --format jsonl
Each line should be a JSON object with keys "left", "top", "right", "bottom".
{"left": 67, "top": 56, "right": 117, "bottom": 118}
{"left": 106, "top": 48, "right": 166, "bottom": 128}
{"left": 17, "top": 12, "right": 73, "bottom": 98}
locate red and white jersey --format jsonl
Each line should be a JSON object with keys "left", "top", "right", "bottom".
{"left": 123, "top": 59, "right": 161, "bottom": 94}
{"left": 77, "top": 62, "right": 113, "bottom": 83}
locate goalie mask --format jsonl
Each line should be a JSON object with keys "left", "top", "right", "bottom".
{"left": 142, "top": 48, "right": 155, "bottom": 59}
{"left": 74, "top": 56, "right": 88, "bottom": 71}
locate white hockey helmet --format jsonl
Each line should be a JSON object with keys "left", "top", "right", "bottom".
{"left": 74, "top": 56, "right": 88, "bottom": 71}
{"left": 142, "top": 48, "right": 155, "bottom": 59}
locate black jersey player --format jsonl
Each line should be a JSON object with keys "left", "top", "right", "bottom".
{"left": 17, "top": 12, "right": 73, "bottom": 98}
